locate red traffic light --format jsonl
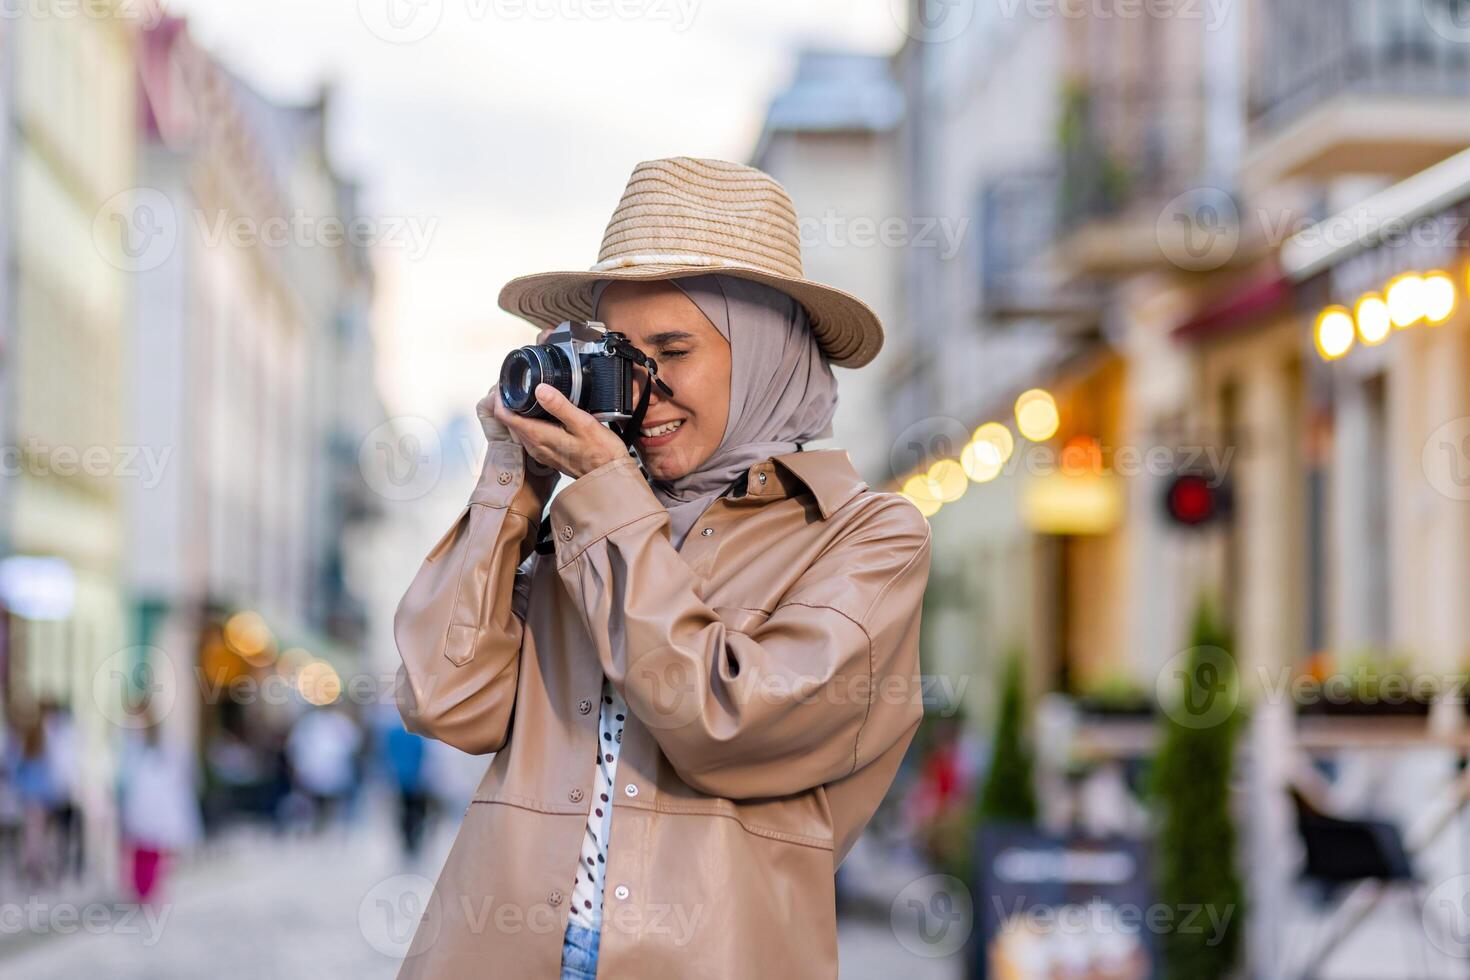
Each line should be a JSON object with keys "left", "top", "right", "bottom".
{"left": 1164, "top": 473, "right": 1228, "bottom": 527}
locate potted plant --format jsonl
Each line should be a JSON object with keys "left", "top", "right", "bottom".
{"left": 1151, "top": 599, "right": 1245, "bottom": 979}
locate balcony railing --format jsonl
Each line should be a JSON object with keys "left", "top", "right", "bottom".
{"left": 982, "top": 168, "right": 1100, "bottom": 319}
{"left": 1056, "top": 82, "right": 1205, "bottom": 232}
{"left": 1253, "top": 0, "right": 1470, "bottom": 132}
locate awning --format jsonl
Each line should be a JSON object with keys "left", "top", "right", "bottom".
{"left": 1282, "top": 144, "right": 1470, "bottom": 282}
{"left": 1172, "top": 263, "right": 1292, "bottom": 342}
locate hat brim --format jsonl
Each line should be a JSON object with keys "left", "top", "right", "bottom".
{"left": 498, "top": 263, "right": 884, "bottom": 369}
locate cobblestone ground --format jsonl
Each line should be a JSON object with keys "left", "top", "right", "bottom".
{"left": 0, "top": 798, "right": 963, "bottom": 979}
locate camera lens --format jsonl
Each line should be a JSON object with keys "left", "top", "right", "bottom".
{"left": 500, "top": 344, "right": 572, "bottom": 418}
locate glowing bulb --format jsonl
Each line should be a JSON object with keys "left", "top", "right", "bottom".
{"left": 961, "top": 439, "right": 1005, "bottom": 483}
{"left": 925, "top": 459, "right": 968, "bottom": 502}
{"left": 1423, "top": 271, "right": 1456, "bottom": 325}
{"left": 1314, "top": 306, "right": 1355, "bottom": 360}
{"left": 971, "top": 422, "right": 1014, "bottom": 464}
{"left": 1015, "top": 389, "right": 1060, "bottom": 442}
{"left": 1386, "top": 273, "right": 1425, "bottom": 328}
{"left": 297, "top": 660, "right": 341, "bottom": 705}
{"left": 903, "top": 474, "right": 941, "bottom": 504}
{"left": 1355, "top": 294, "right": 1391, "bottom": 345}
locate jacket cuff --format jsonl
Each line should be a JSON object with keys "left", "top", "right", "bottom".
{"left": 468, "top": 440, "right": 547, "bottom": 519}
{"left": 548, "top": 454, "right": 665, "bottom": 563}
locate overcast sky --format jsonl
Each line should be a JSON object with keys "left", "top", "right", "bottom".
{"left": 163, "top": 0, "right": 904, "bottom": 424}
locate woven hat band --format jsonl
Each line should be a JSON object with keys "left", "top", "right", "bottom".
{"left": 594, "top": 158, "right": 805, "bottom": 279}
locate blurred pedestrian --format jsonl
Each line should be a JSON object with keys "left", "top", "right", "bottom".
{"left": 119, "top": 723, "right": 202, "bottom": 903}
{"left": 381, "top": 721, "right": 431, "bottom": 857}
{"left": 10, "top": 714, "right": 57, "bottom": 884}
{"left": 40, "top": 700, "right": 82, "bottom": 878}
{"left": 285, "top": 704, "right": 362, "bottom": 832}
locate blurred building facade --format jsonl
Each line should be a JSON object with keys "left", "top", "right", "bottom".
{"left": 751, "top": 49, "right": 905, "bottom": 483}
{"left": 878, "top": 0, "right": 1470, "bottom": 974}
{"left": 1, "top": 0, "right": 143, "bottom": 875}
{"left": 0, "top": 6, "right": 385, "bottom": 892}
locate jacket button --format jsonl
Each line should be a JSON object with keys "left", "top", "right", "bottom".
{"left": 549, "top": 890, "right": 564, "bottom": 907}
{"left": 497, "top": 472, "right": 512, "bottom": 485}
{"left": 757, "top": 471, "right": 767, "bottom": 485}
{"left": 624, "top": 784, "right": 638, "bottom": 798}
{"left": 569, "top": 788, "right": 584, "bottom": 803}
{"left": 560, "top": 524, "right": 574, "bottom": 541}
{"left": 614, "top": 885, "right": 629, "bottom": 900}
{"left": 577, "top": 698, "right": 593, "bottom": 714}
{"left": 700, "top": 527, "right": 713, "bottom": 537}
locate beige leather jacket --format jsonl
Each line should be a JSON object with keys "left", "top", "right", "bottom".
{"left": 393, "top": 438, "right": 931, "bottom": 979}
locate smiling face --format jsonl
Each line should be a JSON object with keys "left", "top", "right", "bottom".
{"left": 597, "top": 280, "right": 731, "bottom": 481}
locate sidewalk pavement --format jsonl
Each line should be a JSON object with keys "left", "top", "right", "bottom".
{"left": 0, "top": 795, "right": 964, "bottom": 979}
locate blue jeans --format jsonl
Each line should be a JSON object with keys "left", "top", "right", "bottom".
{"left": 560, "top": 921, "right": 600, "bottom": 979}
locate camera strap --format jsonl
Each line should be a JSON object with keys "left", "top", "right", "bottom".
{"left": 603, "top": 336, "right": 673, "bottom": 451}
{"left": 532, "top": 338, "right": 674, "bottom": 556}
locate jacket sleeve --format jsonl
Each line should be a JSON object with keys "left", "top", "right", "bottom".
{"left": 547, "top": 454, "right": 932, "bottom": 800}
{"left": 393, "top": 440, "right": 552, "bottom": 755}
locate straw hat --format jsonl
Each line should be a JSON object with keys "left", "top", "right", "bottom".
{"left": 498, "top": 156, "right": 884, "bottom": 368}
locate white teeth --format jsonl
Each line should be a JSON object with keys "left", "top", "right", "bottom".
{"left": 640, "top": 419, "right": 684, "bottom": 438}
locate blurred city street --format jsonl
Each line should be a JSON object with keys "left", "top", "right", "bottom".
{"left": 13, "top": 0, "right": 1470, "bottom": 976}
{"left": 1, "top": 792, "right": 962, "bottom": 980}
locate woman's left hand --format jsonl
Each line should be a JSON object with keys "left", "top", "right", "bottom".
{"left": 493, "top": 383, "right": 631, "bottom": 480}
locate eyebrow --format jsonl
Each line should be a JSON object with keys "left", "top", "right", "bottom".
{"left": 646, "top": 330, "right": 697, "bottom": 345}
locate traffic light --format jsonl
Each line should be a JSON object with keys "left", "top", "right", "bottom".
{"left": 1164, "top": 472, "right": 1232, "bottom": 528}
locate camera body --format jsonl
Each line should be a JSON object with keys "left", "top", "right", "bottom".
{"left": 499, "top": 320, "right": 637, "bottom": 421}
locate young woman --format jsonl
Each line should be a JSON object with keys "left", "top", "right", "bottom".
{"left": 393, "top": 157, "right": 931, "bottom": 979}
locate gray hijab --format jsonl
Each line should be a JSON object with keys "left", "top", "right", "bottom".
{"left": 591, "top": 274, "right": 839, "bottom": 549}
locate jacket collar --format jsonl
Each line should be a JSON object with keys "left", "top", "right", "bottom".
{"left": 741, "top": 449, "right": 869, "bottom": 520}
